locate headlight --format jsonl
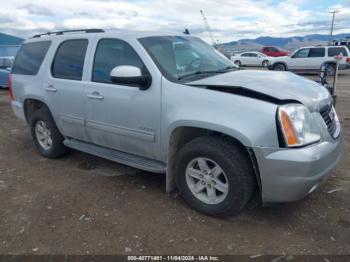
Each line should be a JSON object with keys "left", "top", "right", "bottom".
{"left": 278, "top": 104, "right": 321, "bottom": 147}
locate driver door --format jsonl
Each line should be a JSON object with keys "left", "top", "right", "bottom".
{"left": 84, "top": 38, "right": 162, "bottom": 160}
{"left": 289, "top": 48, "right": 310, "bottom": 70}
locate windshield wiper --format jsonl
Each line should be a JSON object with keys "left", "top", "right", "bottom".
{"left": 177, "top": 70, "right": 219, "bottom": 80}
{"left": 215, "top": 66, "right": 237, "bottom": 72}
{"left": 177, "top": 66, "right": 237, "bottom": 80}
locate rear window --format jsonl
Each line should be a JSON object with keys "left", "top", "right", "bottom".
{"left": 51, "top": 39, "right": 88, "bottom": 81}
{"left": 309, "top": 48, "right": 325, "bottom": 57}
{"left": 328, "top": 47, "right": 347, "bottom": 57}
{"left": 12, "top": 41, "right": 51, "bottom": 75}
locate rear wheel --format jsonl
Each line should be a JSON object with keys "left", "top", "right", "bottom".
{"left": 30, "top": 106, "right": 69, "bottom": 158}
{"left": 273, "top": 63, "right": 286, "bottom": 71}
{"left": 325, "top": 63, "right": 336, "bottom": 76}
{"left": 175, "top": 136, "right": 255, "bottom": 217}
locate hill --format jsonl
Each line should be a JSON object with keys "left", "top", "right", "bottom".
{"left": 216, "top": 33, "right": 350, "bottom": 56}
{"left": 0, "top": 32, "right": 24, "bottom": 46}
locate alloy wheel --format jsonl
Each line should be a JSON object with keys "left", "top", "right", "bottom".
{"left": 185, "top": 157, "right": 229, "bottom": 205}
{"left": 35, "top": 120, "right": 52, "bottom": 150}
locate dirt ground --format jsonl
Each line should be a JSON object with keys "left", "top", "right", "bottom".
{"left": 0, "top": 70, "right": 349, "bottom": 256}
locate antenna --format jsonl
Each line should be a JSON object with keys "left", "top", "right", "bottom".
{"left": 200, "top": 10, "right": 217, "bottom": 46}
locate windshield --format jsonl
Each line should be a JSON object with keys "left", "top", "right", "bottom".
{"left": 139, "top": 36, "right": 236, "bottom": 82}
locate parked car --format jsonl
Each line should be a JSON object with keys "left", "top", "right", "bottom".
{"left": 0, "top": 57, "right": 13, "bottom": 88}
{"left": 230, "top": 52, "right": 270, "bottom": 67}
{"left": 268, "top": 46, "right": 350, "bottom": 74}
{"left": 10, "top": 29, "right": 342, "bottom": 217}
{"left": 262, "top": 46, "right": 289, "bottom": 57}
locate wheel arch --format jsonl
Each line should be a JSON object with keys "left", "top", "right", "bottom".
{"left": 321, "top": 61, "right": 337, "bottom": 68}
{"left": 272, "top": 61, "right": 288, "bottom": 70}
{"left": 23, "top": 98, "right": 49, "bottom": 124}
{"left": 165, "top": 124, "right": 261, "bottom": 198}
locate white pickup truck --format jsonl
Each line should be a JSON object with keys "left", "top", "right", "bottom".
{"left": 268, "top": 45, "right": 350, "bottom": 74}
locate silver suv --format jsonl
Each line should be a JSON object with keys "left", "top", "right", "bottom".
{"left": 10, "top": 29, "right": 342, "bottom": 217}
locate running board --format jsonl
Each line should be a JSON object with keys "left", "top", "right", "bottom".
{"left": 64, "top": 139, "right": 166, "bottom": 173}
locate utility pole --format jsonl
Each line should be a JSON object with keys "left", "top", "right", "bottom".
{"left": 329, "top": 9, "right": 340, "bottom": 44}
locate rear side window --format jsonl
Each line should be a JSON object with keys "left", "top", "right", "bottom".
{"left": 12, "top": 41, "right": 51, "bottom": 75}
{"left": 52, "top": 39, "right": 88, "bottom": 80}
{"left": 92, "top": 39, "right": 145, "bottom": 83}
{"left": 328, "top": 47, "right": 347, "bottom": 57}
{"left": 308, "top": 48, "right": 325, "bottom": 57}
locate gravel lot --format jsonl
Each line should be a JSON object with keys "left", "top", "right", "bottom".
{"left": 0, "top": 70, "right": 349, "bottom": 256}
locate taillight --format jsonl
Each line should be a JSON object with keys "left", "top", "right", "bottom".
{"left": 346, "top": 57, "right": 350, "bottom": 64}
{"left": 8, "top": 74, "right": 14, "bottom": 100}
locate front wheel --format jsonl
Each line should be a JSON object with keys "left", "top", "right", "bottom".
{"left": 272, "top": 63, "right": 286, "bottom": 71}
{"left": 262, "top": 60, "right": 269, "bottom": 67}
{"left": 234, "top": 60, "right": 242, "bottom": 67}
{"left": 175, "top": 136, "right": 255, "bottom": 217}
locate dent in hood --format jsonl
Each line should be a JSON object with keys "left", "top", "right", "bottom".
{"left": 188, "top": 70, "right": 331, "bottom": 111}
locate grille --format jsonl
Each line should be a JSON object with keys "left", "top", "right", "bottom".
{"left": 319, "top": 104, "right": 337, "bottom": 137}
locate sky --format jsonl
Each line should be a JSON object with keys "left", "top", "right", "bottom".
{"left": 0, "top": 0, "right": 349, "bottom": 43}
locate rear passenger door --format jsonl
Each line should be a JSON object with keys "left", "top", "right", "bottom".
{"left": 307, "top": 47, "right": 325, "bottom": 69}
{"left": 45, "top": 38, "right": 90, "bottom": 141}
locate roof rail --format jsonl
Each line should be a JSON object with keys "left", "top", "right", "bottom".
{"left": 31, "top": 29, "right": 104, "bottom": 38}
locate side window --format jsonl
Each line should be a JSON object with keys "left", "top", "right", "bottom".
{"left": 92, "top": 39, "right": 145, "bottom": 83}
{"left": 328, "top": 47, "right": 347, "bottom": 57}
{"left": 0, "top": 59, "right": 4, "bottom": 69}
{"left": 308, "top": 48, "right": 325, "bottom": 58}
{"left": 270, "top": 47, "right": 278, "bottom": 52}
{"left": 12, "top": 41, "right": 51, "bottom": 75}
{"left": 52, "top": 39, "right": 88, "bottom": 80}
{"left": 241, "top": 53, "right": 249, "bottom": 57}
{"left": 293, "top": 48, "right": 310, "bottom": 58}
{"left": 4, "top": 59, "right": 12, "bottom": 68}
{"left": 250, "top": 53, "right": 258, "bottom": 57}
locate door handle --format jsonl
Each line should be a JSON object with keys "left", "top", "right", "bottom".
{"left": 45, "top": 85, "right": 57, "bottom": 92}
{"left": 87, "top": 91, "right": 104, "bottom": 100}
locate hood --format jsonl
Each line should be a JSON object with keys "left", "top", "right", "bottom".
{"left": 188, "top": 70, "right": 331, "bottom": 111}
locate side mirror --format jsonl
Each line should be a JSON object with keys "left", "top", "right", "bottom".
{"left": 110, "top": 65, "right": 152, "bottom": 90}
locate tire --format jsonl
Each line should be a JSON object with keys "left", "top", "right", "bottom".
{"left": 234, "top": 60, "right": 242, "bottom": 67}
{"left": 174, "top": 136, "right": 255, "bottom": 217}
{"left": 30, "top": 106, "right": 69, "bottom": 158}
{"left": 272, "top": 63, "right": 286, "bottom": 71}
{"left": 262, "top": 60, "right": 269, "bottom": 67}
{"left": 325, "top": 63, "right": 336, "bottom": 76}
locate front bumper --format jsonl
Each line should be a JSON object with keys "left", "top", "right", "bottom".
{"left": 253, "top": 132, "right": 343, "bottom": 204}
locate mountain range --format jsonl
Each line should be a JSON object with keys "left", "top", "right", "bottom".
{"left": 216, "top": 33, "right": 350, "bottom": 55}
{"left": 0, "top": 32, "right": 24, "bottom": 46}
